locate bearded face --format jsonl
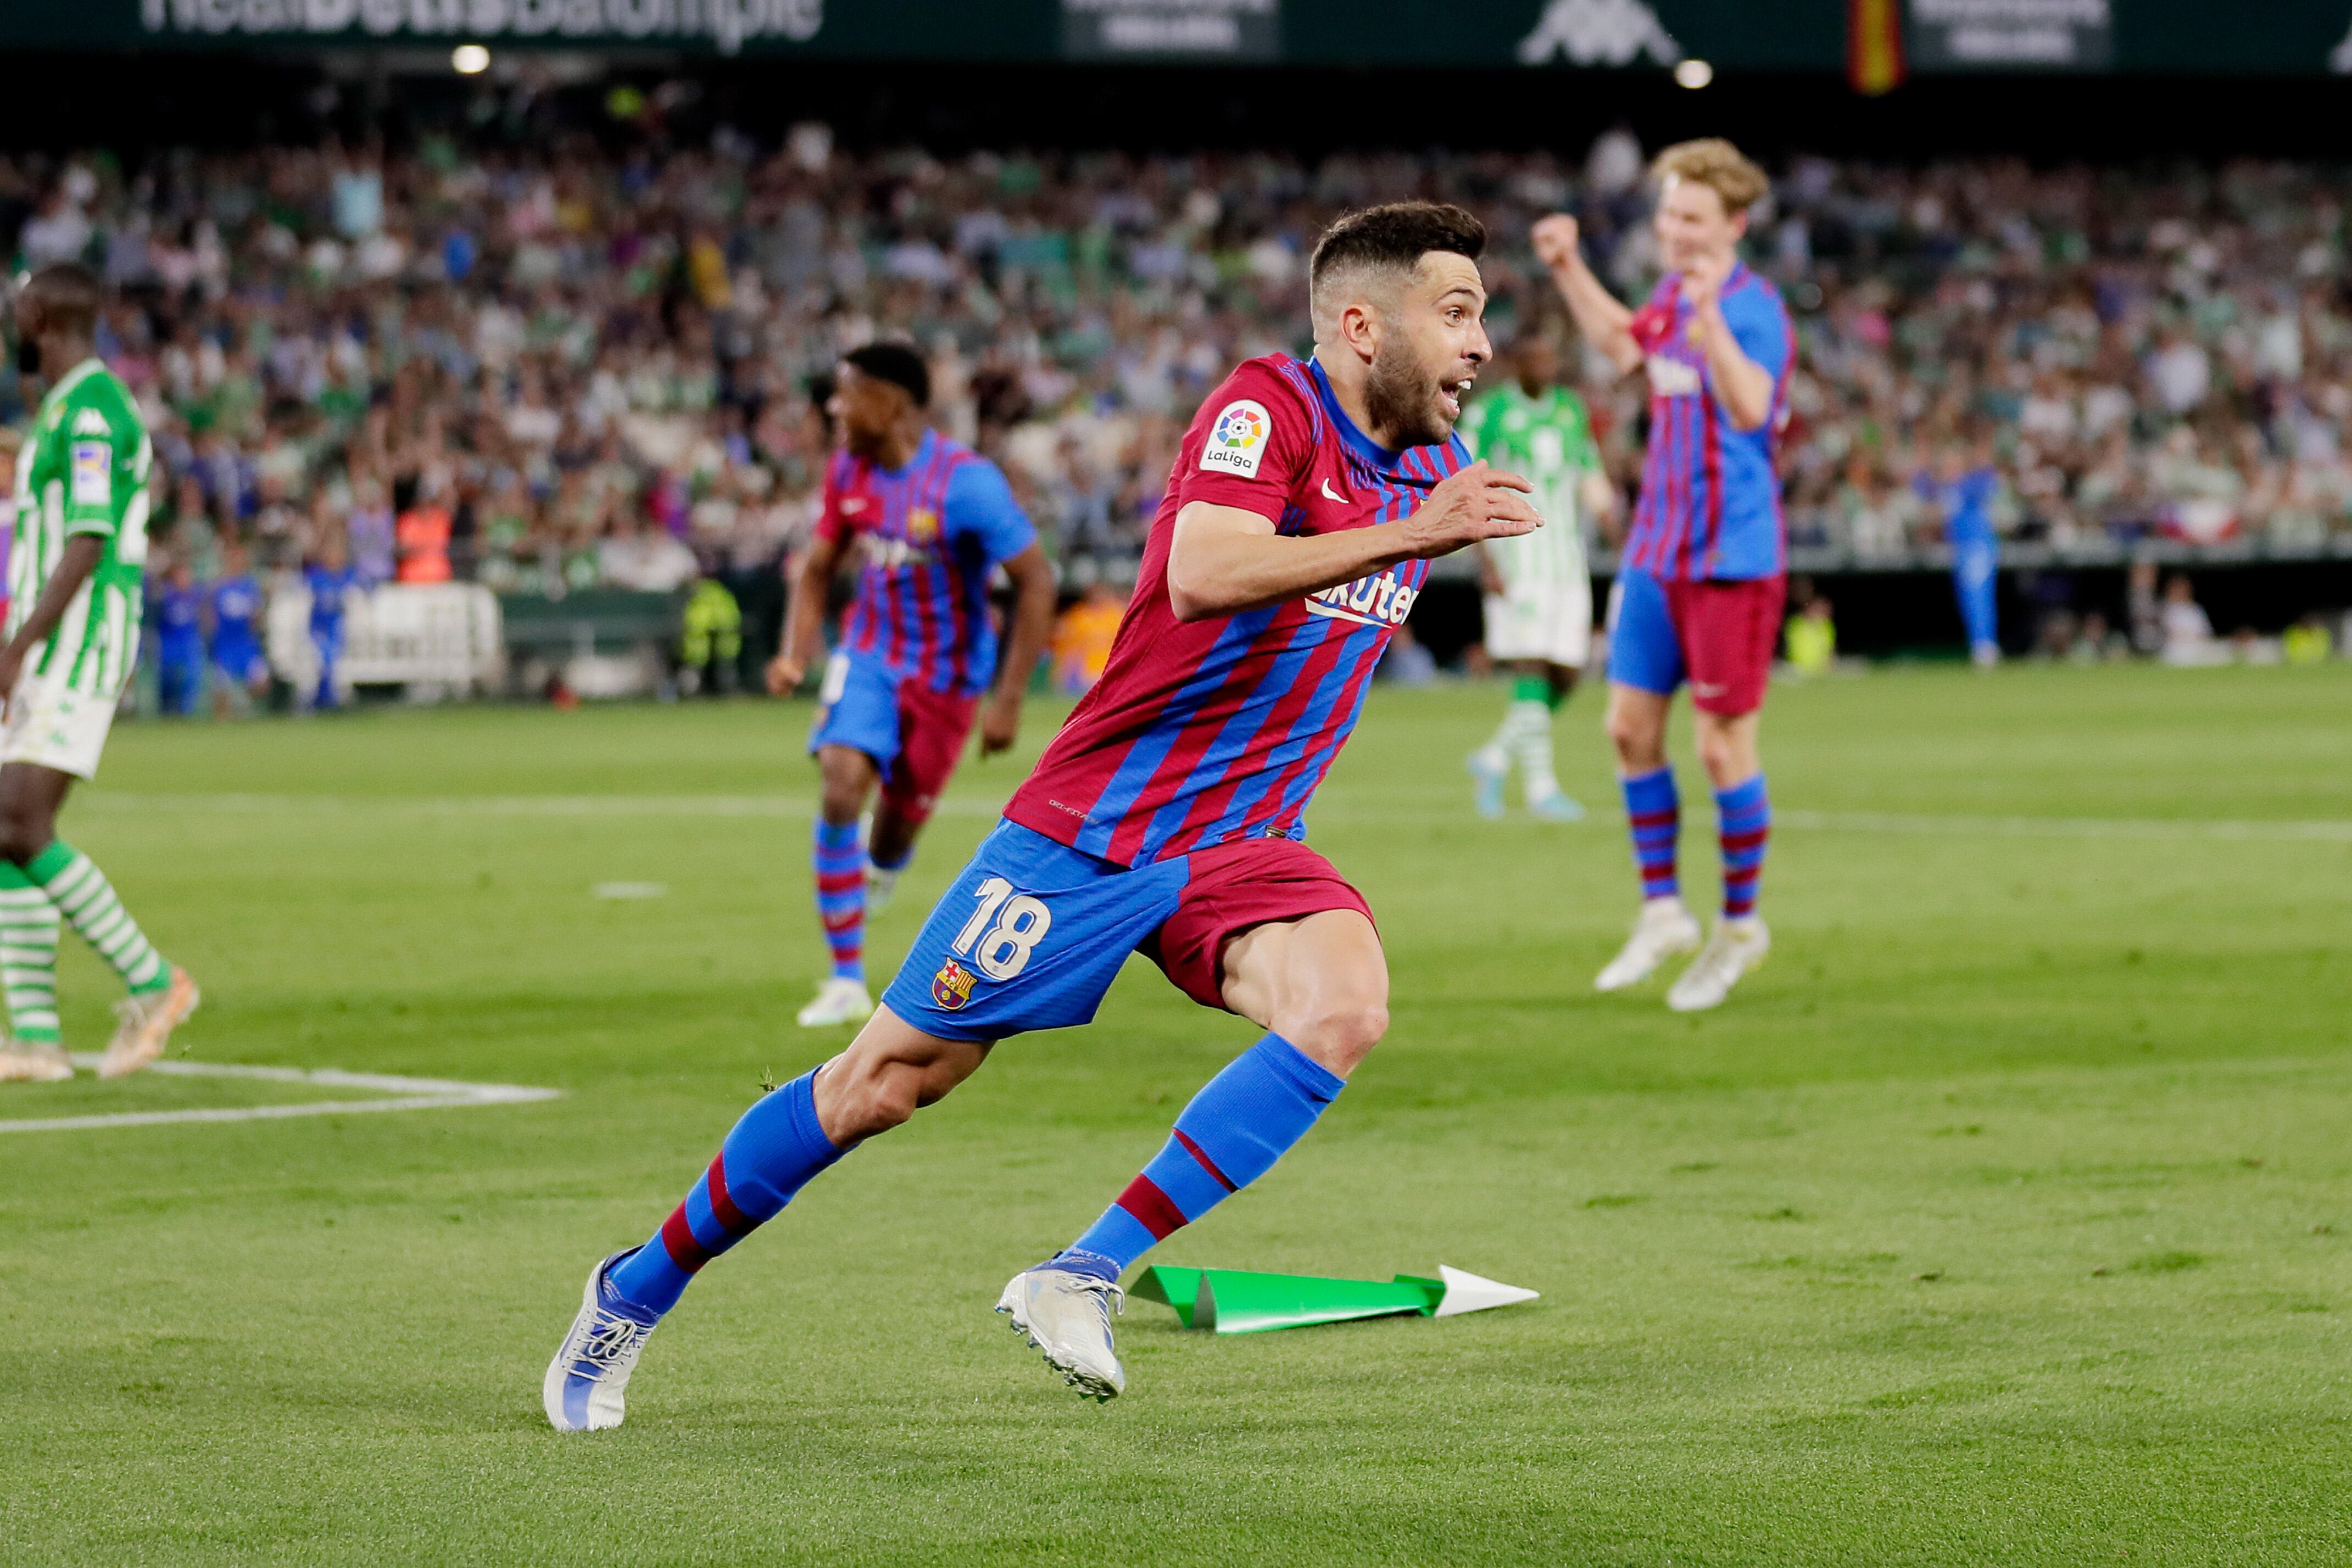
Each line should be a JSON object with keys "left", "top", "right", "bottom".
{"left": 1363, "top": 328, "right": 1456, "bottom": 450}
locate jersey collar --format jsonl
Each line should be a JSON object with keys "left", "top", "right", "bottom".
{"left": 876, "top": 427, "right": 937, "bottom": 482}
{"left": 38, "top": 356, "right": 105, "bottom": 416}
{"left": 1306, "top": 356, "right": 1403, "bottom": 474}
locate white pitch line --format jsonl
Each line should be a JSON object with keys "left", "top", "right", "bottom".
{"left": 1773, "top": 809, "right": 2352, "bottom": 844}
{"left": 79, "top": 792, "right": 2352, "bottom": 843}
{"left": 0, "top": 1056, "right": 559, "bottom": 1136}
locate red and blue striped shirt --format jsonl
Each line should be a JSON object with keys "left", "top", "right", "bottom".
{"left": 1623, "top": 263, "right": 1795, "bottom": 583}
{"left": 817, "top": 430, "right": 1036, "bottom": 696}
{"left": 1006, "top": 354, "right": 1465, "bottom": 868}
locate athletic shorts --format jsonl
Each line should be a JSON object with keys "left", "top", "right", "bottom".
{"left": 1482, "top": 573, "right": 1593, "bottom": 668}
{"left": 212, "top": 640, "right": 269, "bottom": 688}
{"left": 1, "top": 672, "right": 120, "bottom": 780}
{"left": 808, "top": 650, "right": 979, "bottom": 829}
{"left": 1608, "top": 567, "right": 1786, "bottom": 717}
{"left": 881, "top": 819, "right": 1376, "bottom": 1042}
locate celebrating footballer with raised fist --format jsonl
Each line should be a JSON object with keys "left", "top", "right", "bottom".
{"left": 1534, "top": 138, "right": 1795, "bottom": 1013}
{"left": 545, "top": 201, "right": 1540, "bottom": 1425}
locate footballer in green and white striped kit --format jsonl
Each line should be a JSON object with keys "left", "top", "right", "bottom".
{"left": 1461, "top": 336, "right": 1617, "bottom": 821}
{"left": 0, "top": 263, "right": 198, "bottom": 1085}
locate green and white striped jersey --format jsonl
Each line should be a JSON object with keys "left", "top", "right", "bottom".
{"left": 1462, "top": 382, "right": 1601, "bottom": 591}
{"left": 9, "top": 358, "right": 151, "bottom": 697}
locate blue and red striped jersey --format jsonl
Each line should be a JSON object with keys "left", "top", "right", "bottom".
{"left": 1006, "top": 354, "right": 1466, "bottom": 868}
{"left": 1621, "top": 263, "right": 1795, "bottom": 583}
{"left": 818, "top": 429, "right": 1036, "bottom": 696}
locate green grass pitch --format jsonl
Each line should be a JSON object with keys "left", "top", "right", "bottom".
{"left": 3, "top": 662, "right": 2350, "bottom": 1565}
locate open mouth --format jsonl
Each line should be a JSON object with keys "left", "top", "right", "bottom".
{"left": 1437, "top": 375, "right": 1474, "bottom": 423}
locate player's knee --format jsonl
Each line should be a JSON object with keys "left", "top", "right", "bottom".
{"left": 1606, "top": 710, "right": 1660, "bottom": 766}
{"left": 1288, "top": 995, "right": 1388, "bottom": 1069}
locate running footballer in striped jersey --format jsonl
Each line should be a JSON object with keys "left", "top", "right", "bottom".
{"left": 1536, "top": 137, "right": 1794, "bottom": 1012}
{"left": 0, "top": 263, "right": 198, "bottom": 1086}
{"left": 766, "top": 343, "right": 1057, "bottom": 1031}
{"left": 547, "top": 202, "right": 1541, "bottom": 1427}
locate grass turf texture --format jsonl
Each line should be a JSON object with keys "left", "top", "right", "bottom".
{"left": 3, "top": 663, "right": 2349, "bottom": 1565}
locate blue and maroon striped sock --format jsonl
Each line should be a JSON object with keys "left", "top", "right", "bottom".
{"left": 1621, "top": 766, "right": 1681, "bottom": 902}
{"left": 607, "top": 1068, "right": 845, "bottom": 1314}
{"left": 1716, "top": 774, "right": 1771, "bottom": 920}
{"left": 812, "top": 818, "right": 866, "bottom": 983}
{"left": 1049, "top": 1033, "right": 1345, "bottom": 1284}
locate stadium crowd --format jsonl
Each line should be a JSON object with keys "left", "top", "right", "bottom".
{"left": 3, "top": 126, "right": 2348, "bottom": 655}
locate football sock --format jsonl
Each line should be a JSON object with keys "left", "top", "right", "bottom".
{"left": 1620, "top": 767, "right": 1681, "bottom": 902}
{"left": 1505, "top": 676, "right": 1562, "bottom": 803}
{"left": 0, "top": 866, "right": 61, "bottom": 1045}
{"left": 28, "top": 841, "right": 167, "bottom": 994}
{"left": 868, "top": 842, "right": 913, "bottom": 875}
{"left": 812, "top": 817, "right": 866, "bottom": 983}
{"left": 1050, "top": 1033, "right": 1345, "bottom": 1284}
{"left": 607, "top": 1067, "right": 845, "bottom": 1314}
{"left": 1716, "top": 774, "right": 1772, "bottom": 920}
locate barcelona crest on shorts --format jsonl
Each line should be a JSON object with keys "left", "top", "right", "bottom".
{"left": 931, "top": 958, "right": 976, "bottom": 1011}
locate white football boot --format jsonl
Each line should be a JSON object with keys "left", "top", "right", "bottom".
{"left": 865, "top": 862, "right": 902, "bottom": 916}
{"left": 99, "top": 967, "right": 200, "bottom": 1079}
{"left": 0, "top": 1039, "right": 74, "bottom": 1082}
{"left": 1526, "top": 789, "right": 1586, "bottom": 823}
{"left": 1667, "top": 918, "right": 1771, "bottom": 1013}
{"left": 996, "top": 1267, "right": 1127, "bottom": 1400}
{"left": 544, "top": 1249, "right": 664, "bottom": 1432}
{"left": 1594, "top": 898, "right": 1703, "bottom": 991}
{"left": 795, "top": 976, "right": 874, "bottom": 1029}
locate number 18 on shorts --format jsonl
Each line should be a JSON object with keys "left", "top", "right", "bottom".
{"left": 885, "top": 823, "right": 1192, "bottom": 1042}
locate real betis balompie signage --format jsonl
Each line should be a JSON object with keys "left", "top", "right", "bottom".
{"left": 2, "top": 0, "right": 2349, "bottom": 73}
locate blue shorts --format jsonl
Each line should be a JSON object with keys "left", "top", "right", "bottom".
{"left": 809, "top": 651, "right": 979, "bottom": 827}
{"left": 881, "top": 819, "right": 1375, "bottom": 1042}
{"left": 1607, "top": 567, "right": 1784, "bottom": 717}
{"left": 213, "top": 639, "right": 267, "bottom": 686}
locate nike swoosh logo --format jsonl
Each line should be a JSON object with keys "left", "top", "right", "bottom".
{"left": 1321, "top": 478, "right": 1347, "bottom": 503}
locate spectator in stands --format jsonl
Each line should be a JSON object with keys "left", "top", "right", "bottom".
{"left": 599, "top": 516, "right": 698, "bottom": 594}
{"left": 1785, "top": 594, "right": 1836, "bottom": 677}
{"left": 1049, "top": 578, "right": 1127, "bottom": 695}
{"left": 2159, "top": 574, "right": 2219, "bottom": 666}
{"left": 395, "top": 490, "right": 453, "bottom": 585}
{"left": 10, "top": 125, "right": 2352, "bottom": 669}
{"left": 2283, "top": 614, "right": 2333, "bottom": 665}
{"left": 1379, "top": 624, "right": 1438, "bottom": 687}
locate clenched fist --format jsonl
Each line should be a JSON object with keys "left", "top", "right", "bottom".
{"left": 1531, "top": 213, "right": 1583, "bottom": 272}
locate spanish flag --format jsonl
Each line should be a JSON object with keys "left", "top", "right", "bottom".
{"left": 1849, "top": 0, "right": 1905, "bottom": 94}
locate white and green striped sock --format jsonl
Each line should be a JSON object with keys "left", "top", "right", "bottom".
{"left": 29, "top": 841, "right": 167, "bottom": 995}
{"left": 0, "top": 874, "right": 62, "bottom": 1044}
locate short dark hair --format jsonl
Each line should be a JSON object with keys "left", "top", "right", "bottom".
{"left": 1309, "top": 202, "right": 1487, "bottom": 292}
{"left": 20, "top": 260, "right": 104, "bottom": 337}
{"left": 841, "top": 341, "right": 930, "bottom": 409}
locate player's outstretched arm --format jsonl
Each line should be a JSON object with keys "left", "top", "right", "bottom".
{"left": 1532, "top": 214, "right": 1643, "bottom": 376}
{"left": 768, "top": 533, "right": 844, "bottom": 694}
{"left": 1167, "top": 462, "right": 1539, "bottom": 622}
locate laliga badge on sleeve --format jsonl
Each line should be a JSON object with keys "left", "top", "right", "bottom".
{"left": 1198, "top": 399, "right": 1270, "bottom": 479}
